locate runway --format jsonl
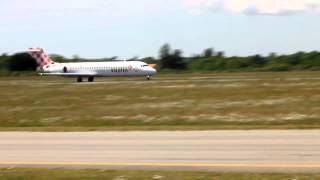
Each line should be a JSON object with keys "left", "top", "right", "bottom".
{"left": 0, "top": 130, "right": 320, "bottom": 172}
{"left": 3, "top": 76, "right": 320, "bottom": 86}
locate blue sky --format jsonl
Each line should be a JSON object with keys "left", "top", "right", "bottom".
{"left": 1, "top": 0, "right": 320, "bottom": 59}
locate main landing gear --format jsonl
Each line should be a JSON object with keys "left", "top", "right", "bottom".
{"left": 88, "top": 77, "right": 94, "bottom": 82}
{"left": 77, "top": 77, "right": 94, "bottom": 83}
{"left": 145, "top": 75, "right": 150, "bottom": 81}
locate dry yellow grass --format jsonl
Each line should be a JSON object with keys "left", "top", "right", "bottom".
{"left": 0, "top": 71, "right": 320, "bottom": 130}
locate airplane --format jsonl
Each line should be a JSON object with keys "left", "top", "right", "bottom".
{"left": 27, "top": 48, "right": 157, "bottom": 82}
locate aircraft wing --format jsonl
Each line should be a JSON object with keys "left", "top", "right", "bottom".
{"left": 39, "top": 72, "right": 98, "bottom": 77}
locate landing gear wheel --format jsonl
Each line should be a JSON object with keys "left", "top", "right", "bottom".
{"left": 145, "top": 75, "right": 150, "bottom": 81}
{"left": 77, "top": 77, "right": 83, "bottom": 82}
{"left": 88, "top": 77, "right": 94, "bottom": 82}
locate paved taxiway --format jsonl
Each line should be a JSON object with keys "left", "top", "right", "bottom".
{"left": 0, "top": 130, "right": 320, "bottom": 172}
{"left": 4, "top": 76, "right": 320, "bottom": 86}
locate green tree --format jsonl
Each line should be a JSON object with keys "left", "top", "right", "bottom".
{"left": 172, "top": 49, "right": 186, "bottom": 70}
{"left": 50, "top": 54, "right": 66, "bottom": 62}
{"left": 140, "top": 57, "right": 158, "bottom": 64}
{"left": 159, "top": 44, "right": 186, "bottom": 70}
{"left": 247, "top": 55, "right": 267, "bottom": 67}
{"left": 203, "top": 48, "right": 215, "bottom": 58}
{"left": 159, "top": 43, "right": 171, "bottom": 59}
{"left": 72, "top": 55, "right": 81, "bottom": 62}
{"left": 216, "top": 51, "right": 225, "bottom": 58}
{"left": 7, "top": 53, "right": 37, "bottom": 71}
{"left": 0, "top": 53, "right": 9, "bottom": 70}
{"left": 127, "top": 56, "right": 139, "bottom": 61}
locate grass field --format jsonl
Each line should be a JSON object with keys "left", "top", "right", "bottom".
{"left": 1, "top": 72, "right": 320, "bottom": 131}
{"left": 0, "top": 169, "right": 319, "bottom": 180}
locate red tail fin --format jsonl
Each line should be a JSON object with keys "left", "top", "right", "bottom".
{"left": 27, "top": 48, "right": 54, "bottom": 68}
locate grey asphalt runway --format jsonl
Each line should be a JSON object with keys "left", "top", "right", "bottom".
{"left": 0, "top": 130, "right": 320, "bottom": 172}
{"left": 3, "top": 76, "right": 320, "bottom": 86}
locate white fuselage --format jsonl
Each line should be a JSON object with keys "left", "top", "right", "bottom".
{"left": 42, "top": 61, "right": 157, "bottom": 77}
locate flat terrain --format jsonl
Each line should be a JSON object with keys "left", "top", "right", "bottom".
{"left": 0, "top": 130, "right": 320, "bottom": 173}
{"left": 1, "top": 72, "right": 320, "bottom": 130}
{"left": 0, "top": 169, "right": 319, "bottom": 180}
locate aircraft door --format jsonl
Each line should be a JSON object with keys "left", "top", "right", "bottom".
{"left": 63, "top": 66, "right": 67, "bottom": 73}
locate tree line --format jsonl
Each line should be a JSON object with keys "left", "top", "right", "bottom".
{"left": 1, "top": 44, "right": 320, "bottom": 73}
{"left": 158, "top": 44, "right": 320, "bottom": 72}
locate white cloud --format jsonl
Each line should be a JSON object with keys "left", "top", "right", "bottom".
{"left": 184, "top": 0, "right": 320, "bottom": 15}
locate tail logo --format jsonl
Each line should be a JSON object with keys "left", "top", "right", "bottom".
{"left": 27, "top": 48, "right": 53, "bottom": 68}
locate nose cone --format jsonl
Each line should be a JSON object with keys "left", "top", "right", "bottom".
{"left": 151, "top": 68, "right": 157, "bottom": 75}
{"left": 147, "top": 67, "right": 157, "bottom": 75}
{"left": 146, "top": 64, "right": 157, "bottom": 75}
